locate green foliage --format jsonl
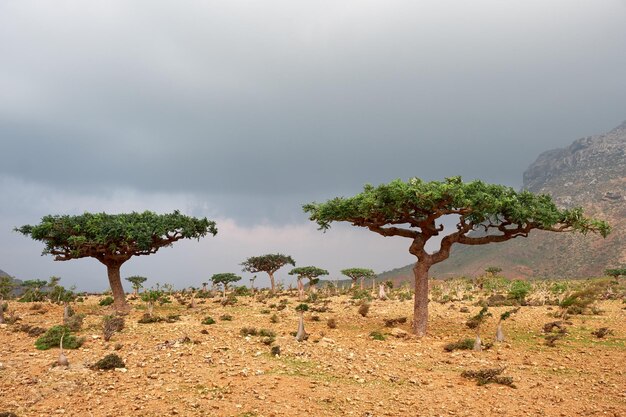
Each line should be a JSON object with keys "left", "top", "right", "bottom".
{"left": 35, "top": 325, "right": 84, "bottom": 350}
{"left": 125, "top": 276, "right": 147, "bottom": 291}
{"left": 508, "top": 280, "right": 532, "bottom": 304}
{"left": 303, "top": 176, "right": 610, "bottom": 237}
{"left": 233, "top": 285, "right": 251, "bottom": 296}
{"left": 0, "top": 276, "right": 16, "bottom": 299}
{"left": 140, "top": 289, "right": 165, "bottom": 304}
{"left": 369, "top": 330, "right": 386, "bottom": 341}
{"left": 16, "top": 211, "right": 217, "bottom": 261}
{"left": 241, "top": 254, "right": 295, "bottom": 274}
{"left": 295, "top": 303, "right": 309, "bottom": 312}
{"left": 485, "top": 266, "right": 502, "bottom": 275}
{"left": 341, "top": 268, "right": 375, "bottom": 282}
{"left": 605, "top": 268, "right": 626, "bottom": 277}
{"left": 92, "top": 353, "right": 125, "bottom": 370}
{"left": 466, "top": 307, "right": 492, "bottom": 330}
{"left": 240, "top": 327, "right": 258, "bottom": 336}
{"left": 289, "top": 266, "right": 329, "bottom": 279}
{"left": 64, "top": 313, "right": 85, "bottom": 332}
{"left": 219, "top": 314, "right": 233, "bottom": 321}
{"left": 211, "top": 273, "right": 242, "bottom": 289}
{"left": 201, "top": 316, "right": 216, "bottom": 325}
{"left": 99, "top": 296, "right": 114, "bottom": 306}
{"left": 444, "top": 338, "right": 475, "bottom": 352}
{"left": 351, "top": 289, "right": 372, "bottom": 301}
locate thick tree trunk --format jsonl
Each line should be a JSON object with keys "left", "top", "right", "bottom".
{"left": 378, "top": 283, "right": 387, "bottom": 300}
{"left": 268, "top": 272, "right": 276, "bottom": 293}
{"left": 350, "top": 279, "right": 356, "bottom": 289}
{"left": 297, "top": 278, "right": 304, "bottom": 300}
{"left": 360, "top": 277, "right": 364, "bottom": 290}
{"left": 474, "top": 334, "right": 482, "bottom": 351}
{"left": 105, "top": 262, "right": 128, "bottom": 311}
{"left": 412, "top": 262, "right": 431, "bottom": 337}
{"left": 295, "top": 313, "right": 307, "bottom": 342}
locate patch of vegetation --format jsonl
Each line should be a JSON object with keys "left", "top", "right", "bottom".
{"left": 327, "top": 318, "right": 337, "bottom": 329}
{"left": 270, "top": 313, "right": 279, "bottom": 323}
{"left": 64, "top": 313, "right": 85, "bottom": 332}
{"left": 35, "top": 325, "right": 84, "bottom": 350}
{"left": 102, "top": 315, "right": 125, "bottom": 341}
{"left": 271, "top": 345, "right": 281, "bottom": 356}
{"left": 92, "top": 353, "right": 125, "bottom": 370}
{"left": 201, "top": 316, "right": 216, "bottom": 325}
{"left": 240, "top": 327, "right": 258, "bottom": 336}
{"left": 591, "top": 327, "right": 614, "bottom": 339}
{"left": 220, "top": 314, "right": 233, "bottom": 321}
{"left": 444, "top": 338, "right": 475, "bottom": 352}
{"left": 369, "top": 331, "right": 386, "bottom": 341}
{"left": 15, "top": 324, "right": 47, "bottom": 337}
{"left": 461, "top": 368, "right": 515, "bottom": 387}
{"left": 99, "top": 296, "right": 114, "bottom": 306}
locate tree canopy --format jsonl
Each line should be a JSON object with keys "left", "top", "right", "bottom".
{"left": 241, "top": 253, "right": 295, "bottom": 292}
{"left": 304, "top": 176, "right": 610, "bottom": 336}
{"left": 289, "top": 266, "right": 329, "bottom": 279}
{"left": 211, "top": 273, "right": 242, "bottom": 288}
{"left": 16, "top": 210, "right": 217, "bottom": 310}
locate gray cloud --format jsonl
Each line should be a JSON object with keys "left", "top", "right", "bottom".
{"left": 1, "top": 1, "right": 625, "bottom": 287}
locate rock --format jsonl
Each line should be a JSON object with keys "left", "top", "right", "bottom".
{"left": 390, "top": 328, "right": 408, "bottom": 338}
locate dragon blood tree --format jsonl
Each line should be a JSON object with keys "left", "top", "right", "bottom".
{"left": 16, "top": 211, "right": 217, "bottom": 311}
{"left": 304, "top": 176, "right": 610, "bottom": 336}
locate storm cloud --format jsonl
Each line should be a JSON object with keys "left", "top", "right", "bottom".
{"left": 1, "top": 1, "right": 625, "bottom": 289}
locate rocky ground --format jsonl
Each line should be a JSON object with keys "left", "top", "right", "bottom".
{"left": 1, "top": 294, "right": 625, "bottom": 417}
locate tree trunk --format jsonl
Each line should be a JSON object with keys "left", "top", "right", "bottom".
{"left": 495, "top": 322, "right": 505, "bottom": 342}
{"left": 350, "top": 279, "right": 356, "bottom": 289}
{"left": 412, "top": 262, "right": 431, "bottom": 337}
{"left": 268, "top": 272, "right": 276, "bottom": 293}
{"left": 378, "top": 283, "right": 387, "bottom": 300}
{"left": 106, "top": 262, "right": 128, "bottom": 311}
{"left": 0, "top": 298, "right": 4, "bottom": 324}
{"left": 360, "top": 277, "right": 364, "bottom": 290}
{"left": 474, "top": 334, "right": 482, "bottom": 351}
{"left": 295, "top": 313, "right": 306, "bottom": 342}
{"left": 297, "top": 278, "right": 304, "bottom": 300}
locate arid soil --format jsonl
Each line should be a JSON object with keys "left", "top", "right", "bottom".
{"left": 1, "top": 295, "right": 625, "bottom": 417}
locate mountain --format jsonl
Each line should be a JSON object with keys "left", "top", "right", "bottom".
{"left": 380, "top": 121, "right": 626, "bottom": 282}
{"left": 0, "top": 269, "right": 10, "bottom": 278}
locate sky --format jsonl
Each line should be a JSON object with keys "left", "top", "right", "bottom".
{"left": 1, "top": 0, "right": 625, "bottom": 292}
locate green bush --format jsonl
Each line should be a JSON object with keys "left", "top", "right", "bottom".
{"left": 369, "top": 331, "right": 386, "bottom": 341}
{"left": 201, "top": 316, "right": 216, "bottom": 325}
{"left": 35, "top": 325, "right": 84, "bottom": 350}
{"left": 233, "top": 286, "right": 251, "bottom": 296}
{"left": 508, "top": 280, "right": 532, "bottom": 304}
{"left": 444, "top": 338, "right": 474, "bottom": 352}
{"left": 99, "top": 296, "right": 114, "bottom": 306}
{"left": 92, "top": 353, "right": 125, "bottom": 370}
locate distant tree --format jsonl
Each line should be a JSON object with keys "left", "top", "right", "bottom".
{"left": 0, "top": 276, "right": 16, "bottom": 300}
{"left": 485, "top": 266, "right": 502, "bottom": 276}
{"left": 125, "top": 276, "right": 148, "bottom": 296}
{"left": 211, "top": 273, "right": 242, "bottom": 297}
{"left": 241, "top": 254, "right": 295, "bottom": 293}
{"left": 304, "top": 176, "right": 610, "bottom": 336}
{"left": 341, "top": 268, "right": 376, "bottom": 290}
{"left": 19, "top": 279, "right": 48, "bottom": 302}
{"left": 289, "top": 266, "right": 329, "bottom": 300}
{"left": 16, "top": 211, "right": 217, "bottom": 311}
{"left": 495, "top": 308, "right": 518, "bottom": 342}
{"left": 605, "top": 268, "right": 626, "bottom": 278}
{"left": 295, "top": 303, "right": 309, "bottom": 342}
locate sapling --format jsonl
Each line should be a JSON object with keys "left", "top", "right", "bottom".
{"left": 57, "top": 333, "right": 69, "bottom": 367}
{"left": 495, "top": 308, "right": 519, "bottom": 342}
{"left": 295, "top": 303, "right": 309, "bottom": 342}
{"left": 466, "top": 307, "right": 492, "bottom": 351}
{"left": 140, "top": 289, "right": 164, "bottom": 317}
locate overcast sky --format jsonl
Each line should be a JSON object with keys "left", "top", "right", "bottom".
{"left": 1, "top": 1, "right": 625, "bottom": 291}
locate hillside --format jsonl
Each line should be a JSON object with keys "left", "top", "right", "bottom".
{"left": 380, "top": 121, "right": 626, "bottom": 283}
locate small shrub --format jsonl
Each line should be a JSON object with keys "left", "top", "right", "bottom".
{"left": 461, "top": 368, "right": 515, "bottom": 387}
{"left": 165, "top": 314, "right": 181, "bottom": 322}
{"left": 92, "top": 353, "right": 125, "bottom": 370}
{"left": 310, "top": 315, "right": 320, "bottom": 322}
{"left": 259, "top": 309, "right": 271, "bottom": 314}
{"left": 240, "top": 327, "right": 258, "bottom": 336}
{"left": 327, "top": 318, "right": 337, "bottom": 329}
{"left": 35, "top": 325, "right": 84, "bottom": 350}
{"left": 459, "top": 307, "right": 470, "bottom": 313}
{"left": 591, "top": 327, "right": 613, "bottom": 338}
{"left": 99, "top": 296, "right": 114, "bottom": 307}
{"left": 138, "top": 313, "right": 163, "bottom": 324}
{"left": 369, "top": 331, "right": 386, "bottom": 341}
{"left": 64, "top": 314, "right": 85, "bottom": 332}
{"left": 270, "top": 314, "right": 279, "bottom": 323}
{"left": 102, "top": 315, "right": 125, "bottom": 341}
{"left": 220, "top": 294, "right": 238, "bottom": 306}
{"left": 508, "top": 280, "right": 532, "bottom": 304}
{"left": 444, "top": 338, "right": 475, "bottom": 352}
{"left": 544, "top": 334, "right": 564, "bottom": 347}
{"left": 201, "top": 316, "right": 216, "bottom": 325}
{"left": 220, "top": 314, "right": 233, "bottom": 321}
{"left": 233, "top": 286, "right": 251, "bottom": 296}
{"left": 351, "top": 289, "right": 372, "bottom": 301}
{"left": 358, "top": 302, "right": 370, "bottom": 317}
{"left": 271, "top": 345, "right": 281, "bottom": 356}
